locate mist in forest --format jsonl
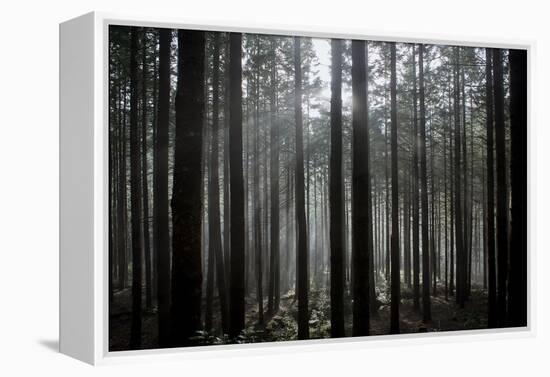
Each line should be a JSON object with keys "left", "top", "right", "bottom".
{"left": 108, "top": 25, "right": 527, "bottom": 351}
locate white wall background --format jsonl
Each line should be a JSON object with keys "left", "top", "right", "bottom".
{"left": 0, "top": 0, "right": 548, "bottom": 375}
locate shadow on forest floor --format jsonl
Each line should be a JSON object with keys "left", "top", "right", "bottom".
{"left": 109, "top": 281, "right": 488, "bottom": 351}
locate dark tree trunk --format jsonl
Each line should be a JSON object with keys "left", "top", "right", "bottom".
{"left": 229, "top": 33, "right": 246, "bottom": 340}
{"left": 329, "top": 39, "right": 345, "bottom": 338}
{"left": 389, "top": 43, "right": 400, "bottom": 334}
{"left": 117, "top": 90, "right": 128, "bottom": 291}
{"left": 461, "top": 61, "right": 470, "bottom": 302}
{"left": 206, "top": 33, "right": 229, "bottom": 334}
{"left": 453, "top": 47, "right": 465, "bottom": 309}
{"left": 492, "top": 48, "right": 509, "bottom": 326}
{"left": 268, "top": 38, "right": 280, "bottom": 315}
{"left": 507, "top": 48, "right": 527, "bottom": 327}
{"left": 444, "top": 83, "right": 450, "bottom": 301}
{"left": 253, "top": 37, "right": 264, "bottom": 325}
{"left": 129, "top": 28, "right": 143, "bottom": 349}
{"left": 109, "top": 114, "right": 116, "bottom": 305}
{"left": 141, "top": 29, "right": 152, "bottom": 311}
{"left": 150, "top": 33, "right": 159, "bottom": 302}
{"left": 223, "top": 34, "right": 231, "bottom": 283}
{"left": 351, "top": 39, "right": 371, "bottom": 336}
{"left": 170, "top": 30, "right": 205, "bottom": 346}
{"left": 365, "top": 45, "right": 377, "bottom": 312}
{"left": 419, "top": 44, "right": 432, "bottom": 323}
{"left": 294, "top": 36, "right": 309, "bottom": 340}
{"left": 154, "top": 28, "right": 171, "bottom": 348}
{"left": 412, "top": 45, "right": 421, "bottom": 312}
{"left": 484, "top": 48, "right": 497, "bottom": 328}
{"left": 430, "top": 128, "right": 437, "bottom": 296}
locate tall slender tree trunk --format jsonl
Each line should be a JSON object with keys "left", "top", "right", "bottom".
{"left": 229, "top": 33, "right": 246, "bottom": 339}
{"left": 206, "top": 34, "right": 229, "bottom": 334}
{"left": 365, "top": 45, "right": 376, "bottom": 311}
{"left": 419, "top": 44, "right": 432, "bottom": 323}
{"left": 141, "top": 29, "right": 153, "bottom": 310}
{"left": 117, "top": 87, "right": 128, "bottom": 291}
{"left": 461, "top": 61, "right": 470, "bottom": 302}
{"left": 444, "top": 87, "right": 450, "bottom": 301}
{"left": 268, "top": 39, "right": 280, "bottom": 315}
{"left": 150, "top": 34, "right": 159, "bottom": 302}
{"left": 389, "top": 43, "right": 400, "bottom": 334}
{"left": 430, "top": 127, "right": 437, "bottom": 296}
{"left": 507, "top": 48, "right": 527, "bottom": 327}
{"left": 453, "top": 46, "right": 465, "bottom": 309}
{"left": 329, "top": 39, "right": 345, "bottom": 339}
{"left": 351, "top": 39, "right": 371, "bottom": 336}
{"left": 412, "top": 45, "right": 421, "bottom": 312}
{"left": 484, "top": 48, "right": 497, "bottom": 327}
{"left": 384, "top": 50, "right": 390, "bottom": 283}
{"left": 223, "top": 34, "right": 231, "bottom": 283}
{"left": 154, "top": 28, "right": 171, "bottom": 348}
{"left": 294, "top": 36, "right": 309, "bottom": 340}
{"left": 171, "top": 30, "right": 205, "bottom": 346}
{"left": 493, "top": 48, "right": 509, "bottom": 326}
{"left": 253, "top": 37, "right": 264, "bottom": 325}
{"left": 129, "top": 28, "right": 143, "bottom": 349}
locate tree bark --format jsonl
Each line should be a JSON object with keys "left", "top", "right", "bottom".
{"left": 141, "top": 29, "right": 153, "bottom": 310}
{"left": 419, "top": 44, "right": 432, "bottom": 322}
{"left": 454, "top": 47, "right": 466, "bottom": 309}
{"left": 294, "top": 36, "right": 310, "bottom": 340}
{"left": 412, "top": 45, "right": 421, "bottom": 312}
{"left": 484, "top": 48, "right": 497, "bottom": 327}
{"left": 170, "top": 30, "right": 205, "bottom": 346}
{"left": 329, "top": 39, "right": 345, "bottom": 338}
{"left": 493, "top": 48, "right": 509, "bottom": 326}
{"left": 268, "top": 38, "right": 280, "bottom": 315}
{"left": 389, "top": 42, "right": 400, "bottom": 334}
{"left": 154, "top": 28, "right": 171, "bottom": 348}
{"left": 129, "top": 28, "right": 143, "bottom": 349}
{"left": 207, "top": 33, "right": 230, "bottom": 334}
{"left": 351, "top": 39, "right": 371, "bottom": 336}
{"left": 229, "top": 33, "right": 246, "bottom": 339}
{"left": 507, "top": 48, "right": 527, "bottom": 327}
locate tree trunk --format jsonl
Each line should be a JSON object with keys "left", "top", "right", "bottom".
{"left": 154, "top": 28, "right": 171, "bottom": 348}
{"left": 129, "top": 28, "right": 143, "bottom": 349}
{"left": 453, "top": 47, "right": 466, "bottom": 309}
{"left": 268, "top": 38, "right": 280, "bottom": 315}
{"left": 170, "top": 30, "right": 205, "bottom": 346}
{"left": 253, "top": 37, "right": 264, "bottom": 325}
{"left": 118, "top": 85, "right": 129, "bottom": 290}
{"left": 206, "top": 33, "right": 229, "bottom": 334}
{"left": 430, "top": 125, "right": 437, "bottom": 296}
{"left": 329, "top": 39, "right": 345, "bottom": 337}
{"left": 412, "top": 45, "right": 421, "bottom": 312}
{"left": 141, "top": 29, "right": 153, "bottom": 311}
{"left": 351, "top": 39, "right": 371, "bottom": 336}
{"left": 229, "top": 33, "right": 246, "bottom": 339}
{"left": 419, "top": 44, "right": 432, "bottom": 323}
{"left": 484, "top": 48, "right": 497, "bottom": 327}
{"left": 294, "top": 36, "right": 310, "bottom": 340}
{"left": 223, "top": 34, "right": 231, "bottom": 283}
{"left": 493, "top": 48, "right": 509, "bottom": 326}
{"left": 389, "top": 42, "right": 400, "bottom": 334}
{"left": 507, "top": 48, "right": 527, "bottom": 327}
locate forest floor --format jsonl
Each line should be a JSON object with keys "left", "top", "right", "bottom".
{"left": 109, "top": 279, "right": 489, "bottom": 351}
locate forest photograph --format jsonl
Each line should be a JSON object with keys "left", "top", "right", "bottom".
{"left": 108, "top": 25, "right": 527, "bottom": 351}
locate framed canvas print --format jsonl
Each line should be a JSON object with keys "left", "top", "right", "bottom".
{"left": 59, "top": 11, "right": 532, "bottom": 365}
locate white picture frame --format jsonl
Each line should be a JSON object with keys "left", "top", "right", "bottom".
{"left": 59, "top": 11, "right": 534, "bottom": 365}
